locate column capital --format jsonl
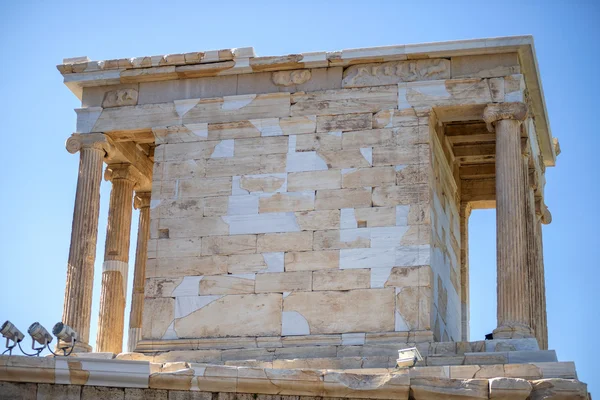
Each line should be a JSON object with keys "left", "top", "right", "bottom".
{"left": 104, "top": 163, "right": 143, "bottom": 185}
{"left": 65, "top": 133, "right": 111, "bottom": 155}
{"left": 483, "top": 102, "right": 528, "bottom": 132}
{"left": 134, "top": 191, "right": 152, "bottom": 209}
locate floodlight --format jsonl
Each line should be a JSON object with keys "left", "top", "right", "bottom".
{"left": 396, "top": 346, "right": 423, "bottom": 368}
{"left": 1, "top": 320, "right": 24, "bottom": 343}
{"left": 28, "top": 322, "right": 53, "bottom": 346}
{"left": 52, "top": 322, "right": 78, "bottom": 343}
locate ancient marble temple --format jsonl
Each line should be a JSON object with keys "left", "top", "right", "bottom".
{"left": 0, "top": 36, "right": 590, "bottom": 399}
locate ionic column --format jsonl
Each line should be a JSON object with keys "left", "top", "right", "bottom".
{"left": 62, "top": 133, "right": 110, "bottom": 352}
{"left": 459, "top": 202, "right": 472, "bottom": 342}
{"left": 96, "top": 164, "right": 138, "bottom": 354}
{"left": 127, "top": 191, "right": 151, "bottom": 352}
{"left": 483, "top": 102, "right": 534, "bottom": 339}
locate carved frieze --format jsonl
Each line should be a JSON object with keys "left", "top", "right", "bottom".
{"left": 102, "top": 88, "right": 139, "bottom": 108}
{"left": 272, "top": 69, "right": 312, "bottom": 87}
{"left": 342, "top": 59, "right": 450, "bottom": 88}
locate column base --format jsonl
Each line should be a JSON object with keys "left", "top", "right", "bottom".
{"left": 493, "top": 324, "right": 535, "bottom": 339}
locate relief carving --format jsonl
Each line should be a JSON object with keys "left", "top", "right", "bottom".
{"left": 342, "top": 59, "right": 450, "bottom": 88}
{"left": 272, "top": 69, "right": 312, "bottom": 87}
{"left": 102, "top": 88, "right": 139, "bottom": 108}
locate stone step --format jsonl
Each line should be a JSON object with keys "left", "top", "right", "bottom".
{"left": 426, "top": 350, "right": 557, "bottom": 366}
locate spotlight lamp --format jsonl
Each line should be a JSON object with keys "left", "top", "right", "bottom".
{"left": 27, "top": 323, "right": 53, "bottom": 355}
{"left": 51, "top": 322, "right": 78, "bottom": 356}
{"left": 1, "top": 320, "right": 24, "bottom": 355}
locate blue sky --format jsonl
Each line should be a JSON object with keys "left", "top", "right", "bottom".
{"left": 0, "top": 0, "right": 598, "bottom": 392}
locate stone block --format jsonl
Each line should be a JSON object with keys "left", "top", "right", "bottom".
{"left": 227, "top": 254, "right": 271, "bottom": 274}
{"left": 202, "top": 196, "right": 229, "bottom": 216}
{"left": 0, "top": 382, "right": 37, "bottom": 400}
{"left": 124, "top": 388, "right": 168, "bottom": 400}
{"left": 373, "top": 108, "right": 419, "bottom": 128}
{"left": 158, "top": 216, "right": 229, "bottom": 238}
{"left": 372, "top": 184, "right": 428, "bottom": 206}
{"left": 279, "top": 115, "right": 317, "bottom": 135}
{"left": 317, "top": 149, "right": 372, "bottom": 168}
{"left": 316, "top": 113, "right": 372, "bottom": 132}
{"left": 234, "top": 136, "right": 288, "bottom": 156}
{"left": 295, "top": 210, "right": 340, "bottom": 230}
{"left": 37, "top": 384, "right": 82, "bottom": 400}
{"left": 283, "top": 288, "right": 395, "bottom": 334}
{"left": 295, "top": 132, "right": 342, "bottom": 151}
{"left": 153, "top": 351, "right": 221, "bottom": 363}
{"left": 409, "top": 366, "right": 450, "bottom": 379}
{"left": 168, "top": 391, "right": 213, "bottom": 400}
{"left": 284, "top": 250, "right": 339, "bottom": 271}
{"left": 342, "top": 128, "right": 395, "bottom": 149}
{"left": 146, "top": 256, "right": 228, "bottom": 278}
{"left": 451, "top": 53, "right": 520, "bottom": 78}
{"left": 178, "top": 177, "right": 232, "bottom": 198}
{"left": 287, "top": 170, "right": 341, "bottom": 191}
{"left": 508, "top": 350, "right": 557, "bottom": 364}
{"left": 484, "top": 338, "right": 540, "bottom": 352}
{"left": 199, "top": 275, "right": 256, "bottom": 294}
{"left": 258, "top": 192, "right": 315, "bottom": 213}
{"left": 529, "top": 379, "right": 588, "bottom": 400}
{"left": 396, "top": 164, "right": 428, "bottom": 185}
{"left": 239, "top": 173, "right": 286, "bottom": 193}
{"left": 398, "top": 78, "right": 492, "bottom": 109}
{"left": 142, "top": 298, "right": 175, "bottom": 339}
{"left": 503, "top": 364, "right": 543, "bottom": 380}
{"left": 162, "top": 141, "right": 219, "bottom": 161}
{"left": 313, "top": 229, "right": 370, "bottom": 250}
{"left": 341, "top": 166, "right": 396, "bottom": 188}
{"left": 385, "top": 265, "right": 432, "bottom": 288}
{"left": 81, "top": 386, "right": 125, "bottom": 400}
{"left": 201, "top": 235, "right": 257, "bottom": 255}
{"left": 291, "top": 85, "right": 398, "bottom": 116}
{"left": 161, "top": 160, "right": 206, "bottom": 180}
{"left": 174, "top": 293, "right": 282, "bottom": 337}
{"left": 341, "top": 206, "right": 396, "bottom": 228}
{"left": 342, "top": 59, "right": 450, "bottom": 88}
{"left": 255, "top": 271, "right": 312, "bottom": 292}
{"left": 256, "top": 231, "right": 313, "bottom": 252}
{"left": 409, "top": 377, "right": 488, "bottom": 399}
{"left": 274, "top": 345, "right": 338, "bottom": 359}
{"left": 205, "top": 154, "right": 286, "bottom": 178}
{"left": 396, "top": 286, "right": 432, "bottom": 330}
{"left": 154, "top": 237, "right": 203, "bottom": 258}
{"left": 489, "top": 377, "right": 532, "bottom": 400}
{"left": 207, "top": 120, "right": 261, "bottom": 140}
{"left": 223, "top": 213, "right": 301, "bottom": 235}
{"left": 426, "top": 355, "right": 465, "bottom": 366}
{"left": 464, "top": 352, "right": 508, "bottom": 365}
{"left": 313, "top": 268, "right": 370, "bottom": 291}
{"left": 315, "top": 188, "right": 372, "bottom": 210}
{"left": 372, "top": 145, "right": 424, "bottom": 166}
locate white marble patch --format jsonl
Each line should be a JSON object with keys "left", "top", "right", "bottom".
{"left": 327, "top": 131, "right": 342, "bottom": 137}
{"left": 340, "top": 208, "right": 357, "bottom": 229}
{"left": 251, "top": 118, "right": 283, "bottom": 136}
{"left": 262, "top": 252, "right": 285, "bottom": 273}
{"left": 75, "top": 107, "right": 103, "bottom": 133}
{"left": 360, "top": 147, "right": 373, "bottom": 166}
{"left": 288, "top": 135, "right": 297, "bottom": 152}
{"left": 286, "top": 151, "right": 328, "bottom": 172}
{"left": 396, "top": 205, "right": 410, "bottom": 226}
{"left": 102, "top": 260, "right": 128, "bottom": 297}
{"left": 223, "top": 212, "right": 300, "bottom": 234}
{"left": 162, "top": 321, "right": 178, "bottom": 340}
{"left": 222, "top": 94, "right": 256, "bottom": 110}
{"left": 398, "top": 85, "right": 410, "bottom": 110}
{"left": 228, "top": 195, "right": 259, "bottom": 215}
{"left": 339, "top": 247, "right": 396, "bottom": 269}
{"left": 370, "top": 267, "right": 393, "bottom": 288}
{"left": 341, "top": 333, "right": 366, "bottom": 346}
{"left": 211, "top": 139, "right": 234, "bottom": 158}
{"left": 282, "top": 311, "right": 310, "bottom": 336}
{"left": 172, "top": 276, "right": 203, "bottom": 297}
{"left": 55, "top": 358, "right": 70, "bottom": 384}
{"left": 339, "top": 228, "right": 371, "bottom": 243}
{"left": 395, "top": 310, "right": 409, "bottom": 331}
{"left": 184, "top": 123, "right": 209, "bottom": 139}
{"left": 370, "top": 226, "right": 410, "bottom": 248}
{"left": 232, "top": 176, "right": 250, "bottom": 195}
{"left": 342, "top": 168, "right": 357, "bottom": 175}
{"left": 395, "top": 245, "right": 431, "bottom": 266}
{"left": 150, "top": 199, "right": 161, "bottom": 209}
{"left": 174, "top": 99, "right": 200, "bottom": 118}
{"left": 283, "top": 292, "right": 291, "bottom": 298}
{"left": 175, "top": 295, "right": 223, "bottom": 319}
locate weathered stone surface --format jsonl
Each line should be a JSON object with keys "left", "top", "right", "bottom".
{"left": 174, "top": 293, "right": 282, "bottom": 337}
{"left": 529, "top": 378, "right": 588, "bottom": 400}
{"left": 124, "top": 388, "right": 168, "bottom": 400}
{"left": 451, "top": 53, "right": 520, "bottom": 78}
{"left": 291, "top": 86, "right": 398, "bottom": 116}
{"left": 313, "top": 229, "right": 370, "bottom": 250}
{"left": 409, "top": 377, "right": 488, "bottom": 399}
{"left": 342, "top": 59, "right": 450, "bottom": 87}
{"left": 258, "top": 192, "right": 315, "bottom": 213}
{"left": 284, "top": 250, "right": 339, "bottom": 271}
{"left": 385, "top": 265, "right": 432, "bottom": 287}
{"left": 239, "top": 174, "right": 286, "bottom": 193}
{"left": 287, "top": 170, "right": 341, "bottom": 191}
{"left": 295, "top": 210, "right": 340, "bottom": 230}
{"left": 342, "top": 167, "right": 396, "bottom": 188}
{"left": 201, "top": 235, "right": 257, "bottom": 255}
{"left": 81, "top": 386, "right": 125, "bottom": 400}
{"left": 283, "top": 289, "right": 395, "bottom": 334}
{"left": 295, "top": 132, "right": 342, "bottom": 151}
{"left": 37, "top": 384, "right": 82, "bottom": 400}
{"left": 489, "top": 377, "right": 532, "bottom": 400}
{"left": 396, "top": 285, "right": 431, "bottom": 330}
{"left": 102, "top": 88, "right": 139, "bottom": 108}
{"left": 315, "top": 188, "right": 372, "bottom": 210}
{"left": 255, "top": 271, "right": 312, "bottom": 292}
{"left": 0, "top": 382, "right": 37, "bottom": 400}
{"left": 256, "top": 232, "right": 313, "bottom": 252}
{"left": 312, "top": 268, "right": 370, "bottom": 291}
{"left": 272, "top": 69, "right": 312, "bottom": 86}
{"left": 316, "top": 113, "right": 372, "bottom": 132}
{"left": 199, "top": 275, "right": 255, "bottom": 294}
{"left": 142, "top": 298, "right": 175, "bottom": 339}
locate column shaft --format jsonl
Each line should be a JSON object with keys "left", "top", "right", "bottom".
{"left": 459, "top": 202, "right": 472, "bottom": 341}
{"left": 96, "top": 165, "right": 136, "bottom": 354}
{"left": 62, "top": 134, "right": 108, "bottom": 352}
{"left": 494, "top": 117, "right": 533, "bottom": 338}
{"left": 127, "top": 192, "right": 151, "bottom": 352}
